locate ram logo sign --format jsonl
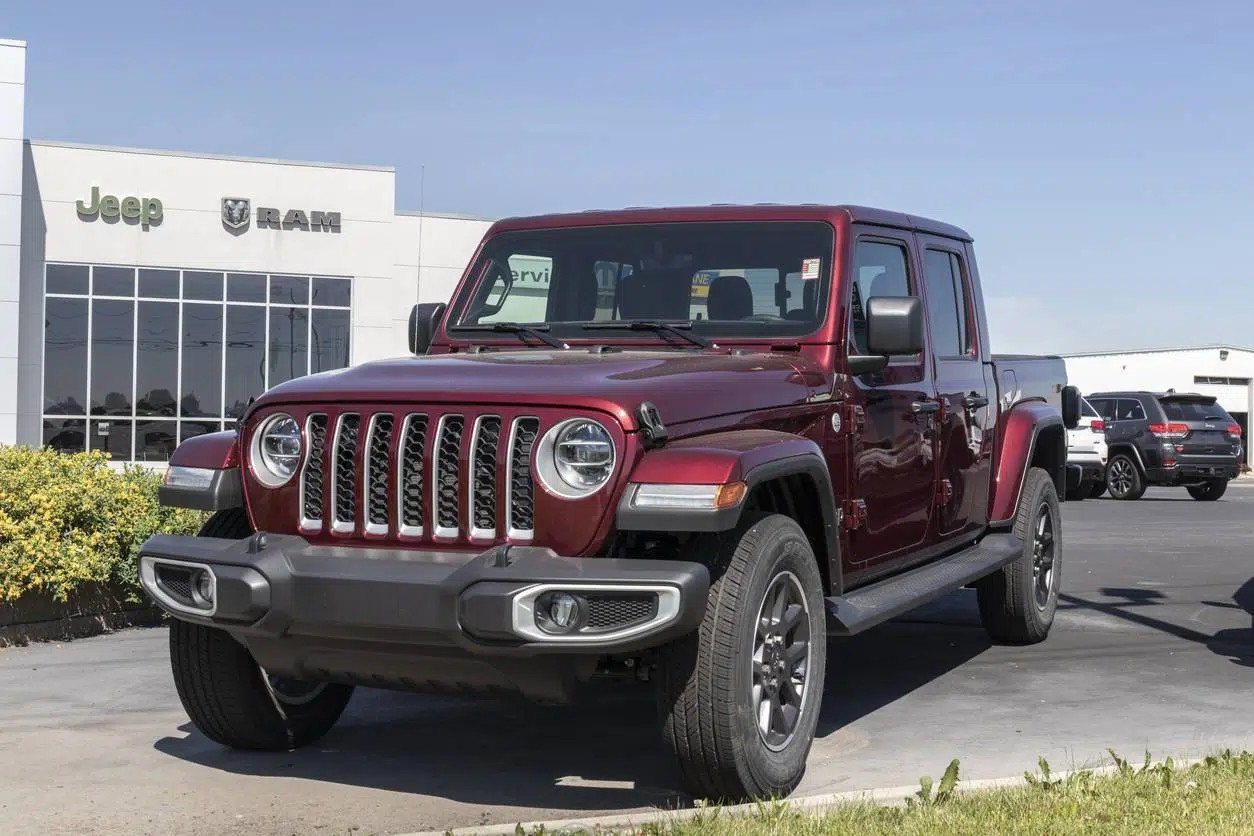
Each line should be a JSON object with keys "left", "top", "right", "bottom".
{"left": 221, "top": 197, "right": 342, "bottom": 234}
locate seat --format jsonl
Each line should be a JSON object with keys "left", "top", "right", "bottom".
{"left": 706, "top": 274, "right": 754, "bottom": 320}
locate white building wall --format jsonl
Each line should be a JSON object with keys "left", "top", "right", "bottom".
{"left": 1063, "top": 347, "right": 1254, "bottom": 415}
{"left": 0, "top": 39, "right": 25, "bottom": 445}
{"left": 391, "top": 211, "right": 491, "bottom": 348}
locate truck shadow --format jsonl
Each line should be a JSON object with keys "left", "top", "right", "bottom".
{"left": 150, "top": 593, "right": 989, "bottom": 814}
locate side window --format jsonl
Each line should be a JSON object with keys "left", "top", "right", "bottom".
{"left": 1090, "top": 399, "right": 1114, "bottom": 422}
{"left": 849, "top": 239, "right": 912, "bottom": 355}
{"left": 921, "top": 248, "right": 973, "bottom": 358}
{"left": 1115, "top": 399, "right": 1145, "bottom": 422}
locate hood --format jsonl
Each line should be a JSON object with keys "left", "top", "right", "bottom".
{"left": 251, "top": 348, "right": 825, "bottom": 430}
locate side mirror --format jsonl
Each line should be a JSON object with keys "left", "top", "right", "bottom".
{"left": 1061, "top": 384, "right": 1081, "bottom": 430}
{"left": 846, "top": 296, "right": 924, "bottom": 376}
{"left": 408, "top": 302, "right": 446, "bottom": 355}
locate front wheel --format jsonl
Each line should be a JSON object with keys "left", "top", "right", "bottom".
{"left": 1187, "top": 479, "right": 1228, "bottom": 501}
{"left": 657, "top": 513, "right": 827, "bottom": 802}
{"left": 168, "top": 509, "right": 355, "bottom": 750}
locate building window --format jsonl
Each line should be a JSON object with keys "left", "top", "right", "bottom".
{"left": 41, "top": 263, "right": 353, "bottom": 462}
{"left": 1194, "top": 375, "right": 1251, "bottom": 386}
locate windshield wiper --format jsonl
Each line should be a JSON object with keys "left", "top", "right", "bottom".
{"left": 581, "top": 320, "right": 712, "bottom": 348}
{"left": 456, "top": 322, "right": 568, "bottom": 349}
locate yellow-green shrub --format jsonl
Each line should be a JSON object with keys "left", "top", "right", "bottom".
{"left": 0, "top": 446, "right": 208, "bottom": 603}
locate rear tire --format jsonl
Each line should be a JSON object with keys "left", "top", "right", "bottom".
{"left": 1067, "top": 478, "right": 1088, "bottom": 501}
{"left": 1088, "top": 479, "right": 1108, "bottom": 499}
{"left": 976, "top": 467, "right": 1060, "bottom": 645}
{"left": 1105, "top": 453, "right": 1145, "bottom": 500}
{"left": 167, "top": 508, "right": 354, "bottom": 751}
{"left": 657, "top": 512, "right": 827, "bottom": 802}
{"left": 1187, "top": 479, "right": 1228, "bottom": 501}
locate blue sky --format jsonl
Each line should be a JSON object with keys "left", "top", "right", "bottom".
{"left": 7, "top": 0, "right": 1253, "bottom": 355}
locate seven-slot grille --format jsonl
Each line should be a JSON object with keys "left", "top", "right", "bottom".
{"left": 297, "top": 410, "right": 540, "bottom": 542}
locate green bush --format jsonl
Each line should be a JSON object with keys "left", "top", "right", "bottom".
{"left": 0, "top": 446, "right": 208, "bottom": 604}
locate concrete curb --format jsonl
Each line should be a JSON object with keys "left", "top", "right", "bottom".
{"left": 396, "top": 754, "right": 1211, "bottom": 836}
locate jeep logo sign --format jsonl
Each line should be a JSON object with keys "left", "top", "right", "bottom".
{"left": 221, "top": 197, "right": 341, "bottom": 233}
{"left": 76, "top": 185, "right": 163, "bottom": 228}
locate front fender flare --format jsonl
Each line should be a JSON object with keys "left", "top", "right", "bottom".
{"left": 990, "top": 402, "right": 1065, "bottom": 525}
{"left": 614, "top": 429, "right": 840, "bottom": 587}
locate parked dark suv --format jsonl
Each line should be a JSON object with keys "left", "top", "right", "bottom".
{"left": 1086, "top": 390, "right": 1244, "bottom": 501}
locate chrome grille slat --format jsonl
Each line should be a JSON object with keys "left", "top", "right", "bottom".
{"left": 299, "top": 413, "right": 328, "bottom": 531}
{"left": 434, "top": 415, "right": 465, "bottom": 539}
{"left": 470, "top": 416, "right": 502, "bottom": 539}
{"left": 398, "top": 414, "right": 429, "bottom": 537}
{"left": 331, "top": 413, "right": 361, "bottom": 534}
{"left": 508, "top": 417, "right": 539, "bottom": 539}
{"left": 294, "top": 408, "right": 536, "bottom": 544}
{"left": 364, "top": 413, "right": 394, "bottom": 535}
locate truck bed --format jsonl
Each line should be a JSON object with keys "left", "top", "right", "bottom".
{"left": 990, "top": 353, "right": 1068, "bottom": 413}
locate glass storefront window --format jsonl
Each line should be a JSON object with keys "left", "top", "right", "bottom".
{"left": 41, "top": 262, "right": 354, "bottom": 462}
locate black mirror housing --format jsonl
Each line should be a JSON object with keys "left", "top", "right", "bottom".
{"left": 409, "top": 302, "right": 447, "bottom": 355}
{"left": 866, "top": 296, "right": 925, "bottom": 357}
{"left": 1061, "top": 384, "right": 1081, "bottom": 430}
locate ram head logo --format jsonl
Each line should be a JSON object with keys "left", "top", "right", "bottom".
{"left": 221, "top": 197, "right": 251, "bottom": 230}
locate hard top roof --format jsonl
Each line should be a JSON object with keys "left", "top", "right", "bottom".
{"left": 486, "top": 203, "right": 973, "bottom": 242}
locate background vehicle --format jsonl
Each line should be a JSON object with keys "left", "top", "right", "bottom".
{"left": 1087, "top": 390, "right": 1243, "bottom": 500}
{"left": 1068, "top": 397, "right": 1109, "bottom": 499}
{"left": 138, "top": 204, "right": 1080, "bottom": 803}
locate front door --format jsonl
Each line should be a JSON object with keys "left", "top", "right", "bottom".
{"left": 843, "top": 232, "right": 938, "bottom": 575}
{"left": 918, "top": 236, "right": 993, "bottom": 542}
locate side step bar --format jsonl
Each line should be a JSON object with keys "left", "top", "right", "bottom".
{"left": 826, "top": 533, "right": 1023, "bottom": 636}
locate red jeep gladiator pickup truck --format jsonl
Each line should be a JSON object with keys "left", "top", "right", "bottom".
{"left": 139, "top": 204, "right": 1081, "bottom": 802}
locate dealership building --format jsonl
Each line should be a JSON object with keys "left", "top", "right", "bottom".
{"left": 1, "top": 38, "right": 493, "bottom": 463}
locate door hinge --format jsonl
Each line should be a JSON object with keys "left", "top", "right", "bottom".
{"left": 936, "top": 478, "right": 953, "bottom": 506}
{"left": 841, "top": 403, "right": 865, "bottom": 434}
{"left": 841, "top": 499, "right": 867, "bottom": 530}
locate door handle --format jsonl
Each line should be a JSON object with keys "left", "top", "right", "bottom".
{"left": 962, "top": 393, "right": 989, "bottom": 409}
{"left": 912, "top": 400, "right": 941, "bottom": 414}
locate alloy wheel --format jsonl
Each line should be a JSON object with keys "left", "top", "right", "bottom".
{"left": 1108, "top": 457, "right": 1134, "bottom": 496}
{"left": 751, "top": 571, "right": 812, "bottom": 751}
{"left": 1031, "top": 501, "right": 1057, "bottom": 609}
{"left": 261, "top": 668, "right": 328, "bottom": 706}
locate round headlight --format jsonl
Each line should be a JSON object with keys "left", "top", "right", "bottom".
{"left": 251, "top": 413, "right": 302, "bottom": 487}
{"left": 535, "top": 419, "right": 616, "bottom": 498}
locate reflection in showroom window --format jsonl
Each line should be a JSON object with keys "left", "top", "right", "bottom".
{"left": 41, "top": 263, "right": 353, "bottom": 462}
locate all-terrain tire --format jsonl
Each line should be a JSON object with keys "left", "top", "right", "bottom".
{"left": 167, "top": 509, "right": 355, "bottom": 751}
{"left": 976, "top": 467, "right": 1061, "bottom": 645}
{"left": 1088, "top": 479, "right": 1108, "bottom": 499}
{"left": 1187, "top": 479, "right": 1228, "bottom": 501}
{"left": 656, "top": 512, "right": 827, "bottom": 803}
{"left": 1105, "top": 453, "right": 1146, "bottom": 500}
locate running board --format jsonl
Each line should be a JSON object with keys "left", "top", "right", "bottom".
{"left": 826, "top": 533, "right": 1023, "bottom": 636}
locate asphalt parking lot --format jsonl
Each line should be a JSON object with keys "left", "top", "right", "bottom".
{"left": 2, "top": 483, "right": 1253, "bottom": 836}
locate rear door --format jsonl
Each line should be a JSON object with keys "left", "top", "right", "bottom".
{"left": 917, "top": 234, "right": 992, "bottom": 541}
{"left": 1155, "top": 394, "right": 1242, "bottom": 461}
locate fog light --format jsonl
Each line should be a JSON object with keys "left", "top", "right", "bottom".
{"left": 191, "top": 569, "right": 215, "bottom": 607}
{"left": 534, "top": 591, "right": 586, "bottom": 634}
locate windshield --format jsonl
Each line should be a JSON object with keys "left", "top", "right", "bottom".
{"left": 448, "top": 220, "right": 834, "bottom": 341}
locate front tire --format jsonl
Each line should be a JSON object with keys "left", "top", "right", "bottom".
{"left": 1105, "top": 453, "right": 1145, "bottom": 500}
{"left": 657, "top": 513, "right": 827, "bottom": 802}
{"left": 1187, "top": 479, "right": 1228, "bottom": 501}
{"left": 167, "top": 509, "right": 355, "bottom": 751}
{"left": 976, "top": 467, "right": 1061, "bottom": 645}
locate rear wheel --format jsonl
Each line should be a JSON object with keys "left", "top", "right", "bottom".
{"left": 167, "top": 509, "right": 354, "bottom": 751}
{"left": 1105, "top": 453, "right": 1145, "bottom": 500}
{"left": 976, "top": 467, "right": 1061, "bottom": 645}
{"left": 1187, "top": 479, "right": 1228, "bottom": 501}
{"left": 657, "top": 512, "right": 827, "bottom": 802}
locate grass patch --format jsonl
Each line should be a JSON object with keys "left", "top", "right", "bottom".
{"left": 511, "top": 750, "right": 1254, "bottom": 836}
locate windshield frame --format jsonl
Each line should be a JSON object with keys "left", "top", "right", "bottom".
{"left": 442, "top": 219, "right": 836, "bottom": 345}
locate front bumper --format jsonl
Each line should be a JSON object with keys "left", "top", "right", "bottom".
{"left": 138, "top": 533, "right": 709, "bottom": 702}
